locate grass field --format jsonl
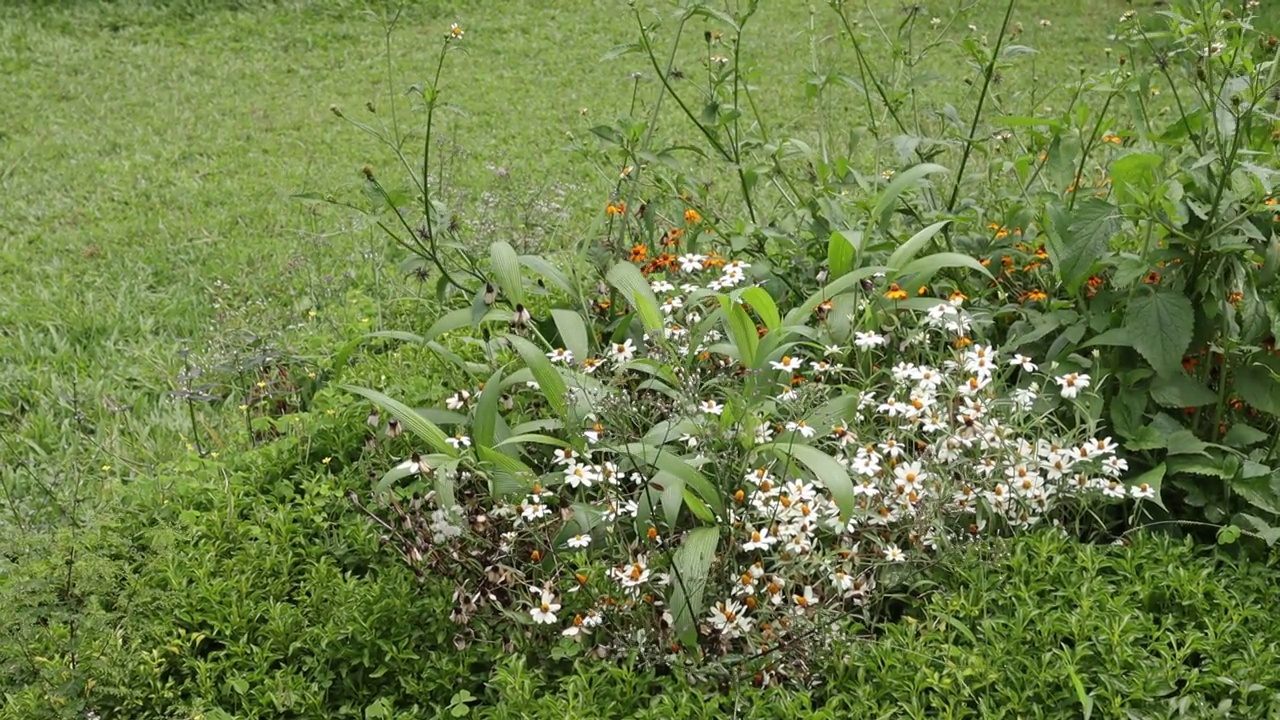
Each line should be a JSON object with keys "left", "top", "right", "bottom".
{"left": 0, "top": 0, "right": 1177, "bottom": 474}
{"left": 4, "top": 0, "right": 1280, "bottom": 716}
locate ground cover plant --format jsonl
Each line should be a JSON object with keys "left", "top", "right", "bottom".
{"left": 3, "top": 0, "right": 1280, "bottom": 717}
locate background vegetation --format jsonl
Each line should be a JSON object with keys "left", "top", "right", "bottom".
{"left": 3, "top": 0, "right": 1279, "bottom": 717}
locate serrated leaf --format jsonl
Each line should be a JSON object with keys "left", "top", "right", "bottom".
{"left": 1223, "top": 424, "right": 1269, "bottom": 448}
{"left": 668, "top": 527, "right": 719, "bottom": 648}
{"left": 872, "top": 163, "right": 949, "bottom": 226}
{"left": 1149, "top": 374, "right": 1217, "bottom": 407}
{"left": 1130, "top": 462, "right": 1166, "bottom": 509}
{"left": 607, "top": 262, "right": 664, "bottom": 334}
{"left": 1047, "top": 199, "right": 1120, "bottom": 294}
{"left": 490, "top": 241, "right": 524, "bottom": 306}
{"left": 343, "top": 385, "right": 457, "bottom": 458}
{"left": 550, "top": 309, "right": 591, "bottom": 363}
{"left": 1124, "top": 290, "right": 1194, "bottom": 377}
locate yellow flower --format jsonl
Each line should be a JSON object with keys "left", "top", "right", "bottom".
{"left": 884, "top": 283, "right": 909, "bottom": 301}
{"left": 684, "top": 208, "right": 702, "bottom": 224}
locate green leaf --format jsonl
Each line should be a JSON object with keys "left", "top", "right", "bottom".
{"left": 827, "top": 230, "right": 861, "bottom": 279}
{"left": 740, "top": 286, "right": 781, "bottom": 332}
{"left": 783, "top": 265, "right": 890, "bottom": 325}
{"left": 766, "top": 442, "right": 856, "bottom": 521}
{"left": 719, "top": 296, "right": 759, "bottom": 368}
{"left": 1148, "top": 374, "right": 1217, "bottom": 407}
{"left": 343, "top": 385, "right": 458, "bottom": 458}
{"left": 606, "top": 261, "right": 664, "bottom": 334}
{"left": 508, "top": 335, "right": 569, "bottom": 420}
{"left": 1047, "top": 199, "right": 1120, "bottom": 294}
{"left": 872, "top": 163, "right": 949, "bottom": 226}
{"left": 550, "top": 309, "right": 591, "bottom": 363}
{"left": 895, "top": 251, "right": 993, "bottom": 284}
{"left": 489, "top": 241, "right": 524, "bottom": 306}
{"left": 1109, "top": 152, "right": 1163, "bottom": 202}
{"left": 472, "top": 368, "right": 505, "bottom": 450}
{"left": 668, "top": 527, "right": 719, "bottom": 648}
{"left": 1124, "top": 290, "right": 1194, "bottom": 377}
{"left": 887, "top": 220, "right": 950, "bottom": 271}
{"left": 1130, "top": 462, "right": 1166, "bottom": 510}
{"left": 1223, "top": 424, "right": 1270, "bottom": 448}
{"left": 424, "top": 307, "right": 474, "bottom": 342}
{"left": 615, "top": 443, "right": 725, "bottom": 519}
{"left": 1236, "top": 363, "right": 1280, "bottom": 416}
{"left": 519, "top": 254, "right": 575, "bottom": 294}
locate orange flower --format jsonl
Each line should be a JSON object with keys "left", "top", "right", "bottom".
{"left": 660, "top": 228, "right": 683, "bottom": 247}
{"left": 954, "top": 336, "right": 973, "bottom": 348}
{"left": 1101, "top": 133, "right": 1122, "bottom": 144}
{"left": 703, "top": 251, "right": 727, "bottom": 269}
{"left": 916, "top": 285, "right": 928, "bottom": 296}
{"left": 1024, "top": 289, "right": 1049, "bottom": 302}
{"left": 1228, "top": 291, "right": 1243, "bottom": 305}
{"left": 885, "top": 283, "right": 909, "bottom": 301}
{"left": 1143, "top": 271, "right": 1161, "bottom": 284}
{"left": 949, "top": 290, "right": 968, "bottom": 302}
{"left": 629, "top": 244, "right": 648, "bottom": 263}
{"left": 606, "top": 201, "right": 627, "bottom": 216}
{"left": 684, "top": 208, "right": 702, "bottom": 224}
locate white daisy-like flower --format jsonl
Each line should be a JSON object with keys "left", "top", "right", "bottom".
{"left": 395, "top": 453, "right": 425, "bottom": 475}
{"left": 445, "top": 390, "right": 471, "bottom": 410}
{"left": 699, "top": 399, "right": 724, "bottom": 416}
{"left": 446, "top": 434, "right": 472, "bottom": 449}
{"left": 883, "top": 544, "right": 907, "bottom": 563}
{"left": 785, "top": 420, "right": 816, "bottom": 438}
{"left": 650, "top": 280, "right": 675, "bottom": 293}
{"left": 1010, "top": 354, "right": 1038, "bottom": 372}
{"left": 770, "top": 355, "right": 804, "bottom": 371}
{"left": 853, "top": 331, "right": 886, "bottom": 349}
{"left": 742, "top": 526, "right": 779, "bottom": 552}
{"left": 609, "top": 338, "right": 636, "bottom": 364}
{"left": 547, "top": 348, "right": 574, "bottom": 364}
{"left": 792, "top": 585, "right": 819, "bottom": 610}
{"left": 661, "top": 296, "right": 684, "bottom": 314}
{"left": 566, "top": 534, "right": 592, "bottom": 549}
{"left": 580, "top": 357, "right": 604, "bottom": 374}
{"left": 1055, "top": 372, "right": 1091, "bottom": 398}
{"left": 1130, "top": 483, "right": 1156, "bottom": 500}
{"left": 678, "top": 254, "right": 706, "bottom": 272}
{"left": 530, "top": 589, "right": 561, "bottom": 625}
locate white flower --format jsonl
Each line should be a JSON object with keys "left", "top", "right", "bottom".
{"left": 708, "top": 599, "right": 752, "bottom": 638}
{"left": 650, "top": 280, "right": 675, "bottom": 293}
{"left": 1012, "top": 386, "right": 1038, "bottom": 411}
{"left": 893, "top": 462, "right": 927, "bottom": 490}
{"left": 612, "top": 560, "right": 651, "bottom": 588}
{"left": 770, "top": 355, "right": 804, "bottom": 371}
{"left": 445, "top": 390, "right": 471, "bottom": 410}
{"left": 785, "top": 420, "right": 816, "bottom": 438}
{"left": 792, "top": 585, "right": 819, "bottom": 610}
{"left": 530, "top": 589, "right": 561, "bottom": 625}
{"left": 580, "top": 357, "right": 604, "bottom": 374}
{"left": 1054, "top": 372, "right": 1091, "bottom": 398}
{"left": 753, "top": 423, "right": 774, "bottom": 445}
{"left": 564, "top": 462, "right": 599, "bottom": 488}
{"left": 699, "top": 399, "right": 724, "bottom": 416}
{"left": 547, "top": 348, "right": 574, "bottom": 364}
{"left": 1101, "top": 480, "right": 1127, "bottom": 499}
{"left": 610, "top": 338, "right": 636, "bottom": 364}
{"left": 742, "top": 526, "right": 779, "bottom": 552}
{"left": 395, "top": 453, "right": 425, "bottom": 475}
{"left": 661, "top": 296, "right": 684, "bottom": 314}
{"left": 1131, "top": 483, "right": 1156, "bottom": 500}
{"left": 446, "top": 434, "right": 472, "bottom": 449}
{"left": 854, "top": 331, "right": 886, "bottom": 349}
{"left": 1010, "top": 354, "right": 1038, "bottom": 372}
{"left": 681, "top": 283, "right": 700, "bottom": 293}
{"left": 883, "top": 544, "right": 907, "bottom": 563}
{"left": 678, "top": 254, "right": 706, "bottom": 272}
{"left": 566, "top": 534, "right": 592, "bottom": 549}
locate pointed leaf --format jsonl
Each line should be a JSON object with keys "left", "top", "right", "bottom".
{"left": 872, "top": 163, "right": 949, "bottom": 226}
{"left": 607, "top": 262, "right": 664, "bottom": 334}
{"left": 508, "top": 335, "right": 569, "bottom": 419}
{"left": 887, "top": 220, "right": 951, "bottom": 271}
{"left": 1124, "top": 290, "right": 1193, "bottom": 377}
{"left": 668, "top": 527, "right": 720, "bottom": 648}
{"left": 740, "top": 287, "right": 781, "bottom": 331}
{"left": 343, "top": 385, "right": 457, "bottom": 458}
{"left": 490, "top": 241, "right": 524, "bottom": 306}
{"left": 766, "top": 442, "right": 855, "bottom": 521}
{"left": 550, "top": 309, "right": 591, "bottom": 363}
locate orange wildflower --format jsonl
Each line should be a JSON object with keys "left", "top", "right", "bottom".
{"left": 885, "top": 283, "right": 909, "bottom": 300}
{"left": 606, "top": 201, "right": 626, "bottom": 216}
{"left": 660, "top": 228, "right": 683, "bottom": 247}
{"left": 949, "top": 290, "right": 968, "bottom": 302}
{"left": 629, "top": 244, "right": 648, "bottom": 263}
{"left": 703, "top": 252, "right": 727, "bottom": 269}
{"left": 1101, "top": 133, "right": 1122, "bottom": 144}
{"left": 684, "top": 208, "right": 702, "bottom": 224}
{"left": 1024, "top": 289, "right": 1049, "bottom": 302}
{"left": 1143, "top": 271, "right": 1161, "bottom": 284}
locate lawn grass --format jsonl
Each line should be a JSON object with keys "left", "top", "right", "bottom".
{"left": 4, "top": 0, "right": 1280, "bottom": 715}
{"left": 0, "top": 0, "right": 1173, "bottom": 476}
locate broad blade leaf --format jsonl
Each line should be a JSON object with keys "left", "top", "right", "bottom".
{"left": 550, "top": 309, "right": 591, "bottom": 363}
{"left": 607, "top": 261, "right": 664, "bottom": 334}
{"left": 490, "top": 241, "right": 524, "bottom": 306}
{"left": 1124, "top": 290, "right": 1193, "bottom": 377}
{"left": 668, "top": 527, "right": 719, "bottom": 648}
{"left": 343, "top": 385, "right": 458, "bottom": 458}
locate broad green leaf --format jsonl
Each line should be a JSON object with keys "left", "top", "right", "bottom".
{"left": 741, "top": 286, "right": 781, "bottom": 331}
{"left": 478, "top": 446, "right": 533, "bottom": 497}
{"left": 828, "top": 230, "right": 861, "bottom": 279}
{"left": 550, "top": 309, "right": 591, "bottom": 363}
{"left": 1130, "top": 462, "right": 1166, "bottom": 509}
{"left": 1149, "top": 374, "right": 1217, "bottom": 408}
{"left": 606, "top": 261, "right": 664, "bottom": 334}
{"left": 519, "top": 254, "right": 574, "bottom": 294}
{"left": 886, "top": 220, "right": 950, "bottom": 271}
{"left": 783, "top": 265, "right": 890, "bottom": 325}
{"left": 1223, "top": 424, "right": 1270, "bottom": 448}
{"left": 615, "top": 443, "right": 725, "bottom": 519}
{"left": 508, "top": 335, "right": 569, "bottom": 420}
{"left": 766, "top": 442, "right": 856, "bottom": 521}
{"left": 424, "top": 307, "right": 475, "bottom": 342}
{"left": 343, "top": 385, "right": 457, "bottom": 458}
{"left": 496, "top": 433, "right": 569, "bottom": 449}
{"left": 655, "top": 471, "right": 685, "bottom": 529}
{"left": 872, "top": 163, "right": 948, "bottom": 226}
{"left": 1109, "top": 152, "right": 1163, "bottom": 202}
{"left": 719, "top": 296, "right": 759, "bottom": 368}
{"left": 1046, "top": 199, "right": 1121, "bottom": 295}
{"left": 1236, "top": 363, "right": 1280, "bottom": 416}
{"left": 668, "top": 527, "right": 720, "bottom": 648}
{"left": 472, "top": 368, "right": 505, "bottom": 450}
{"left": 489, "top": 241, "right": 524, "bottom": 306}
{"left": 1124, "top": 290, "right": 1194, "bottom": 377}
{"left": 895, "top": 251, "right": 993, "bottom": 284}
